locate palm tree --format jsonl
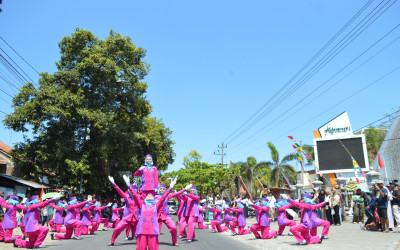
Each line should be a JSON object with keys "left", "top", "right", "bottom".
{"left": 234, "top": 157, "right": 271, "bottom": 198}
{"left": 267, "top": 142, "right": 297, "bottom": 187}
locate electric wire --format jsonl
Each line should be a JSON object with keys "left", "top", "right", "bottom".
{"left": 225, "top": 0, "right": 398, "bottom": 147}
{"left": 222, "top": 0, "right": 377, "bottom": 145}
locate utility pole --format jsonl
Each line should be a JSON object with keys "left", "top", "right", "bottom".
{"left": 300, "top": 140, "right": 305, "bottom": 186}
{"left": 214, "top": 142, "right": 227, "bottom": 165}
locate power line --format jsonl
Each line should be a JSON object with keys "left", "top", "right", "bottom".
{"left": 224, "top": 0, "right": 398, "bottom": 146}
{"left": 0, "top": 46, "right": 37, "bottom": 84}
{"left": 222, "top": 0, "right": 377, "bottom": 145}
{"left": 232, "top": 65, "right": 400, "bottom": 161}
{"left": 0, "top": 36, "right": 40, "bottom": 75}
{"left": 226, "top": 26, "right": 400, "bottom": 155}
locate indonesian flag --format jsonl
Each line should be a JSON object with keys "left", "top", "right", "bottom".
{"left": 378, "top": 154, "right": 385, "bottom": 168}
{"left": 39, "top": 186, "right": 44, "bottom": 202}
{"left": 288, "top": 136, "right": 294, "bottom": 140}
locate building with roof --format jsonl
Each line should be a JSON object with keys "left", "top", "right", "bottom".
{"left": 0, "top": 140, "right": 46, "bottom": 198}
{"left": 0, "top": 140, "right": 19, "bottom": 176}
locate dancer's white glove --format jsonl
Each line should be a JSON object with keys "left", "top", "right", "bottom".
{"left": 183, "top": 191, "right": 187, "bottom": 196}
{"left": 138, "top": 166, "right": 145, "bottom": 171}
{"left": 281, "top": 194, "right": 289, "bottom": 200}
{"left": 87, "top": 195, "right": 92, "bottom": 202}
{"left": 123, "top": 175, "right": 130, "bottom": 187}
{"left": 185, "top": 184, "right": 193, "bottom": 190}
{"left": 170, "top": 177, "right": 178, "bottom": 189}
{"left": 107, "top": 203, "right": 112, "bottom": 207}
{"left": 108, "top": 176, "right": 115, "bottom": 184}
{"left": 54, "top": 193, "right": 61, "bottom": 200}
{"left": 248, "top": 201, "right": 253, "bottom": 206}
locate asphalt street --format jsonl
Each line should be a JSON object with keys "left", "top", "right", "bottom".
{"left": 38, "top": 217, "right": 255, "bottom": 250}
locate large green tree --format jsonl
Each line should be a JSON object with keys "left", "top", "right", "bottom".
{"left": 4, "top": 29, "right": 174, "bottom": 192}
{"left": 267, "top": 142, "right": 297, "bottom": 187}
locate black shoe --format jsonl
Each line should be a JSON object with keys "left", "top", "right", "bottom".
{"left": 297, "top": 240, "right": 307, "bottom": 245}
{"left": 51, "top": 233, "right": 55, "bottom": 241}
{"left": 322, "top": 235, "right": 329, "bottom": 239}
{"left": 255, "top": 236, "right": 261, "bottom": 239}
{"left": 211, "top": 231, "right": 217, "bottom": 233}
{"left": 108, "top": 242, "right": 114, "bottom": 246}
{"left": 172, "top": 243, "right": 179, "bottom": 246}
{"left": 12, "top": 238, "right": 17, "bottom": 248}
{"left": 187, "top": 240, "right": 192, "bottom": 243}
{"left": 318, "top": 235, "right": 324, "bottom": 244}
{"left": 23, "top": 235, "right": 27, "bottom": 240}
{"left": 274, "top": 232, "right": 278, "bottom": 239}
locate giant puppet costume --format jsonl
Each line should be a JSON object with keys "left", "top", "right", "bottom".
{"left": 49, "top": 201, "right": 67, "bottom": 233}
{"left": 282, "top": 194, "right": 325, "bottom": 245}
{"left": 180, "top": 186, "right": 201, "bottom": 242}
{"left": 134, "top": 154, "right": 159, "bottom": 196}
{"left": 126, "top": 175, "right": 177, "bottom": 250}
{"left": 275, "top": 198, "right": 296, "bottom": 236}
{"left": 0, "top": 195, "right": 25, "bottom": 243}
{"left": 107, "top": 177, "right": 139, "bottom": 245}
{"left": 209, "top": 204, "right": 228, "bottom": 233}
{"left": 250, "top": 198, "right": 277, "bottom": 239}
{"left": 13, "top": 194, "right": 60, "bottom": 248}
{"left": 197, "top": 205, "right": 208, "bottom": 229}
{"left": 157, "top": 183, "right": 192, "bottom": 246}
{"left": 227, "top": 202, "right": 250, "bottom": 235}
{"left": 52, "top": 196, "right": 87, "bottom": 240}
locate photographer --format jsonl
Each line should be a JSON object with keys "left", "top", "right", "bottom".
{"left": 373, "top": 180, "right": 389, "bottom": 232}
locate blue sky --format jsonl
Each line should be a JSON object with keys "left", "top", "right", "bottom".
{"left": 0, "top": 0, "right": 399, "bottom": 173}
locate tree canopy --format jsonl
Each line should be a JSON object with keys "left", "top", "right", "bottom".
{"left": 4, "top": 29, "right": 175, "bottom": 192}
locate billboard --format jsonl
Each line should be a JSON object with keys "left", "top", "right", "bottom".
{"left": 314, "top": 135, "right": 369, "bottom": 174}
{"left": 318, "top": 112, "right": 353, "bottom": 139}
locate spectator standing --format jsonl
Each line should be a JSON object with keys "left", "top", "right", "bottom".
{"left": 389, "top": 183, "right": 400, "bottom": 227}
{"left": 318, "top": 189, "right": 326, "bottom": 220}
{"left": 340, "top": 187, "right": 347, "bottom": 222}
{"left": 373, "top": 180, "right": 389, "bottom": 232}
{"left": 41, "top": 205, "right": 49, "bottom": 226}
{"left": 352, "top": 189, "right": 364, "bottom": 224}
{"left": 266, "top": 192, "right": 276, "bottom": 221}
{"left": 324, "top": 190, "right": 333, "bottom": 224}
{"left": 331, "top": 189, "right": 341, "bottom": 225}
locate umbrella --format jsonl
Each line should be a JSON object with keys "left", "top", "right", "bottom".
{"left": 42, "top": 192, "right": 64, "bottom": 200}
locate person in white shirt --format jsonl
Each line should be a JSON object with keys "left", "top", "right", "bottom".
{"left": 266, "top": 192, "right": 276, "bottom": 220}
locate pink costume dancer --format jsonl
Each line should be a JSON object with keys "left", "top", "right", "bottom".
{"left": 310, "top": 210, "right": 330, "bottom": 239}
{"left": 197, "top": 205, "right": 208, "bottom": 229}
{"left": 81, "top": 202, "right": 95, "bottom": 235}
{"left": 177, "top": 195, "right": 187, "bottom": 238}
{"left": 106, "top": 204, "right": 123, "bottom": 228}
{"left": 228, "top": 202, "right": 250, "bottom": 235}
{"left": 157, "top": 184, "right": 188, "bottom": 246}
{"left": 0, "top": 195, "right": 25, "bottom": 243}
{"left": 49, "top": 201, "right": 67, "bottom": 233}
{"left": 134, "top": 154, "right": 159, "bottom": 197}
{"left": 223, "top": 206, "right": 234, "bottom": 228}
{"left": 13, "top": 195, "right": 56, "bottom": 248}
{"left": 210, "top": 205, "right": 228, "bottom": 232}
{"left": 52, "top": 197, "right": 86, "bottom": 240}
{"left": 250, "top": 198, "right": 277, "bottom": 239}
{"left": 108, "top": 177, "right": 139, "bottom": 246}
{"left": 284, "top": 194, "right": 325, "bottom": 245}
{"left": 275, "top": 199, "right": 296, "bottom": 236}
{"left": 181, "top": 186, "right": 200, "bottom": 242}
{"left": 131, "top": 176, "right": 175, "bottom": 250}
{"left": 90, "top": 201, "right": 110, "bottom": 232}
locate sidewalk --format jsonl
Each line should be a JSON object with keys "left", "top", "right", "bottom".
{"left": 207, "top": 216, "right": 400, "bottom": 250}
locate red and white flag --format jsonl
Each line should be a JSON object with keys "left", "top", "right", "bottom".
{"left": 378, "top": 154, "right": 385, "bottom": 168}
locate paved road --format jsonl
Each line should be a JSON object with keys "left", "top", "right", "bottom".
{"left": 39, "top": 217, "right": 256, "bottom": 250}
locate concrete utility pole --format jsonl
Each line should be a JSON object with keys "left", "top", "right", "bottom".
{"left": 214, "top": 142, "right": 227, "bottom": 165}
